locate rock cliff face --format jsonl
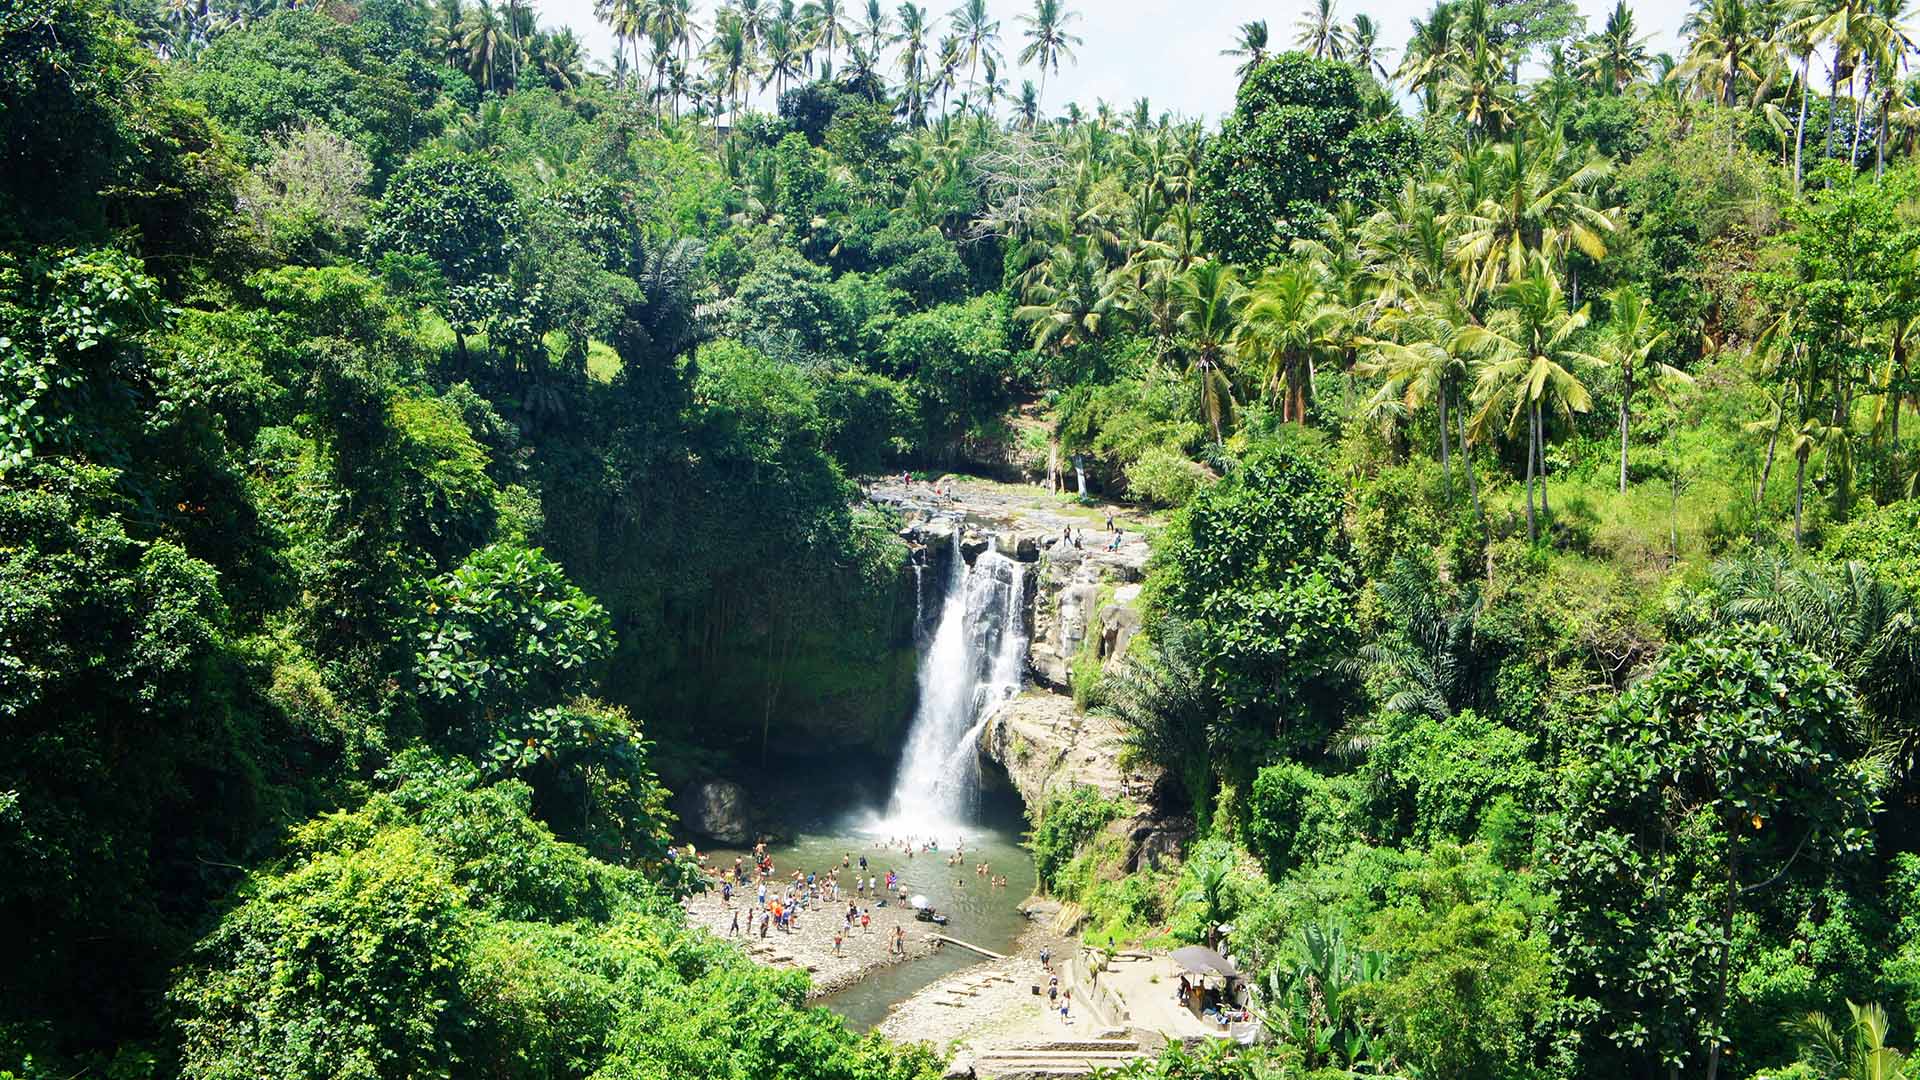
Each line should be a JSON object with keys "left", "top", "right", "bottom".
{"left": 882, "top": 483, "right": 1166, "bottom": 843}
{"left": 672, "top": 779, "right": 755, "bottom": 844}
{"left": 1026, "top": 542, "right": 1147, "bottom": 693}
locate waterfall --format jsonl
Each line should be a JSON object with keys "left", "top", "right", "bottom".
{"left": 882, "top": 534, "right": 1030, "bottom": 831}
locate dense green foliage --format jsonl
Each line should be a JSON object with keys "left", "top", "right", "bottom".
{"left": 12, "top": 0, "right": 1920, "bottom": 1076}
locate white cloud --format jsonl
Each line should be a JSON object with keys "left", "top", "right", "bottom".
{"left": 533, "top": 0, "right": 1690, "bottom": 124}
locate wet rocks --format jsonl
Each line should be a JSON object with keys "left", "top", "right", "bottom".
{"left": 673, "top": 779, "right": 754, "bottom": 844}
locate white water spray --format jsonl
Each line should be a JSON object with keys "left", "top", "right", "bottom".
{"left": 880, "top": 533, "right": 1030, "bottom": 833}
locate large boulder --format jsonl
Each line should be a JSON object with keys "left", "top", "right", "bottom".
{"left": 673, "top": 779, "right": 754, "bottom": 844}
{"left": 959, "top": 530, "right": 991, "bottom": 565}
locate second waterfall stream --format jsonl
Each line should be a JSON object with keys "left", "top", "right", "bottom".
{"left": 882, "top": 533, "right": 1030, "bottom": 831}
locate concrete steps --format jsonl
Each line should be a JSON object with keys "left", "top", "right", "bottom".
{"left": 971, "top": 1037, "right": 1146, "bottom": 1079}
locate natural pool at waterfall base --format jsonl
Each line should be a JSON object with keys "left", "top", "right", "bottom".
{"left": 695, "top": 781, "right": 1038, "bottom": 1032}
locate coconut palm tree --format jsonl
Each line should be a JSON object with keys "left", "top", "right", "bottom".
{"left": 1016, "top": 78, "right": 1041, "bottom": 128}
{"left": 539, "top": 26, "right": 588, "bottom": 90}
{"left": 1360, "top": 302, "right": 1477, "bottom": 498}
{"left": 1348, "top": 15, "right": 1395, "bottom": 83}
{"left": 935, "top": 32, "right": 964, "bottom": 118}
{"left": 1464, "top": 259, "right": 1599, "bottom": 542}
{"left": 1682, "top": 0, "right": 1764, "bottom": 106}
{"left": 1599, "top": 284, "right": 1690, "bottom": 493}
{"left": 433, "top": 0, "right": 469, "bottom": 69}
{"left": 760, "top": 16, "right": 806, "bottom": 97}
{"left": 1174, "top": 260, "right": 1247, "bottom": 443}
{"left": 1221, "top": 19, "right": 1271, "bottom": 81}
{"left": 704, "top": 10, "right": 755, "bottom": 120}
{"left": 1866, "top": 0, "right": 1920, "bottom": 174}
{"left": 895, "top": 3, "right": 932, "bottom": 125}
{"left": 1238, "top": 265, "right": 1345, "bottom": 424}
{"left": 1787, "top": 0, "right": 1871, "bottom": 161}
{"left": 1399, "top": 0, "right": 1462, "bottom": 109}
{"left": 1583, "top": 0, "right": 1651, "bottom": 91}
{"left": 803, "top": 0, "right": 851, "bottom": 71}
{"left": 1295, "top": 0, "right": 1347, "bottom": 60}
{"left": 1014, "top": 233, "right": 1118, "bottom": 355}
{"left": 1017, "top": 0, "right": 1082, "bottom": 112}
{"left": 1448, "top": 124, "right": 1617, "bottom": 303}
{"left": 856, "top": 0, "right": 891, "bottom": 57}
{"left": 948, "top": 0, "right": 1000, "bottom": 107}
{"left": 461, "top": 1, "right": 509, "bottom": 92}
{"left": 1447, "top": 36, "right": 1520, "bottom": 138}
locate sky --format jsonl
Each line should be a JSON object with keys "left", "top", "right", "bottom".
{"left": 536, "top": 0, "right": 1693, "bottom": 125}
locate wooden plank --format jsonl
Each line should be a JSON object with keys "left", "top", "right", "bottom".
{"left": 932, "top": 934, "right": 1006, "bottom": 959}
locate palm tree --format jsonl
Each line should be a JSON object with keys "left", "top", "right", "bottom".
{"left": 1095, "top": 617, "right": 1219, "bottom": 828}
{"left": 1447, "top": 35, "right": 1520, "bottom": 138}
{"left": 1348, "top": 15, "right": 1394, "bottom": 83}
{"left": 1399, "top": 0, "right": 1462, "bottom": 110}
{"left": 1238, "top": 265, "right": 1344, "bottom": 424}
{"left": 1178, "top": 852, "right": 1235, "bottom": 950}
{"left": 1221, "top": 19, "right": 1271, "bottom": 81}
{"left": 856, "top": 0, "right": 891, "bottom": 57}
{"left": 896, "top": 3, "right": 932, "bottom": 125}
{"left": 935, "top": 32, "right": 963, "bottom": 118}
{"left": 1174, "top": 261, "right": 1247, "bottom": 443}
{"left": 1448, "top": 125, "right": 1617, "bottom": 303}
{"left": 803, "top": 0, "right": 851, "bottom": 71}
{"left": 1014, "top": 234, "right": 1117, "bottom": 355}
{"left": 760, "top": 16, "right": 806, "bottom": 97}
{"left": 1599, "top": 284, "right": 1690, "bottom": 494}
{"left": 539, "top": 26, "right": 587, "bottom": 90}
{"left": 1342, "top": 558, "right": 1485, "bottom": 731}
{"left": 1787, "top": 0, "right": 1870, "bottom": 162}
{"left": 1583, "top": 0, "right": 1651, "bottom": 91}
{"left": 1791, "top": 1000, "right": 1914, "bottom": 1080}
{"left": 1360, "top": 303, "right": 1476, "bottom": 497}
{"left": 1017, "top": 0, "right": 1082, "bottom": 112}
{"left": 735, "top": 0, "right": 772, "bottom": 53}
{"left": 1464, "top": 259, "right": 1599, "bottom": 542}
{"left": 1774, "top": 10, "right": 1822, "bottom": 190}
{"left": 433, "top": 0, "right": 469, "bottom": 69}
{"left": 948, "top": 0, "right": 1000, "bottom": 108}
{"left": 1867, "top": 0, "right": 1920, "bottom": 174}
{"left": 1295, "top": 0, "right": 1347, "bottom": 60}
{"left": 1713, "top": 557, "right": 1920, "bottom": 778}
{"left": 1682, "top": 0, "right": 1763, "bottom": 106}
{"left": 461, "top": 1, "right": 509, "bottom": 92}
{"left": 704, "top": 10, "right": 755, "bottom": 121}
{"left": 1016, "top": 78, "right": 1041, "bottom": 128}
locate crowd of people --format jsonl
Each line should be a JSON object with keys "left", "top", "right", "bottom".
{"left": 690, "top": 835, "right": 1011, "bottom": 955}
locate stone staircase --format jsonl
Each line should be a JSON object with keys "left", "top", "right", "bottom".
{"left": 969, "top": 1035, "right": 1148, "bottom": 1078}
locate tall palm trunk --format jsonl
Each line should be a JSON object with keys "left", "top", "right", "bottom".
{"left": 1851, "top": 65, "right": 1870, "bottom": 165}
{"left": 1794, "top": 55, "right": 1811, "bottom": 192}
{"left": 1756, "top": 412, "right": 1781, "bottom": 505}
{"left": 1534, "top": 400, "right": 1550, "bottom": 519}
{"left": 1438, "top": 387, "right": 1454, "bottom": 496}
{"left": 1794, "top": 445, "right": 1809, "bottom": 546}
{"left": 1620, "top": 363, "right": 1633, "bottom": 494}
{"left": 1459, "top": 407, "right": 1484, "bottom": 522}
{"left": 1826, "top": 51, "right": 1846, "bottom": 159}
{"left": 1524, "top": 404, "right": 1539, "bottom": 542}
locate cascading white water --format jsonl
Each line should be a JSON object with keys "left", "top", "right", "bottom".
{"left": 881, "top": 533, "right": 1030, "bottom": 831}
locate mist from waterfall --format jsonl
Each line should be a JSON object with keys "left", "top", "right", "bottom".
{"left": 880, "top": 534, "right": 1030, "bottom": 833}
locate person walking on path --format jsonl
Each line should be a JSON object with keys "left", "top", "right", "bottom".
{"left": 729, "top": 910, "right": 740, "bottom": 936}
